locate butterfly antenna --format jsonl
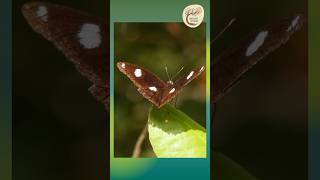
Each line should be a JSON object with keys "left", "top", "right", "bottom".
{"left": 172, "top": 66, "right": 184, "bottom": 81}
{"left": 165, "top": 66, "right": 172, "bottom": 82}
{"left": 211, "top": 18, "right": 236, "bottom": 44}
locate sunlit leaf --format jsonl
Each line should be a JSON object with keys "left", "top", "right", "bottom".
{"left": 148, "top": 104, "right": 206, "bottom": 158}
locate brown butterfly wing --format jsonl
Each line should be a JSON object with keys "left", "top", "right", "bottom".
{"left": 159, "top": 65, "right": 205, "bottom": 107}
{"left": 22, "top": 2, "right": 109, "bottom": 104}
{"left": 212, "top": 14, "right": 304, "bottom": 103}
{"left": 117, "top": 62, "right": 167, "bottom": 107}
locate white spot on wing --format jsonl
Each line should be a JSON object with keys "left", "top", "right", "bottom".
{"left": 187, "top": 71, "right": 194, "bottom": 80}
{"left": 134, "top": 69, "right": 142, "bottom": 77}
{"left": 36, "top": 6, "right": 48, "bottom": 22}
{"left": 200, "top": 66, "right": 205, "bottom": 72}
{"left": 287, "top": 15, "right": 300, "bottom": 32}
{"left": 149, "top": 86, "right": 157, "bottom": 92}
{"left": 246, "top": 31, "right": 268, "bottom": 56}
{"left": 121, "top": 63, "right": 125, "bottom": 68}
{"left": 169, "top": 88, "right": 175, "bottom": 94}
{"left": 78, "top": 23, "right": 102, "bottom": 49}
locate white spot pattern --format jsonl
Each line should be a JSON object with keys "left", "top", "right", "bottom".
{"left": 134, "top": 69, "right": 142, "bottom": 77}
{"left": 149, "top": 86, "right": 157, "bottom": 92}
{"left": 169, "top": 88, "right": 176, "bottom": 94}
{"left": 187, "top": 71, "right": 194, "bottom": 80}
{"left": 200, "top": 66, "right": 205, "bottom": 72}
{"left": 287, "top": 16, "right": 300, "bottom": 32}
{"left": 246, "top": 31, "right": 268, "bottom": 56}
{"left": 78, "top": 23, "right": 102, "bottom": 49}
{"left": 121, "top": 63, "right": 125, "bottom": 68}
{"left": 36, "top": 6, "right": 48, "bottom": 21}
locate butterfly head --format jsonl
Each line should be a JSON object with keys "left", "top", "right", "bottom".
{"left": 167, "top": 80, "right": 174, "bottom": 85}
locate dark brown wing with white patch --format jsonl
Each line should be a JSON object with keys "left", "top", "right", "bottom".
{"left": 159, "top": 65, "right": 205, "bottom": 107}
{"left": 22, "top": 2, "right": 109, "bottom": 104}
{"left": 117, "top": 62, "right": 167, "bottom": 107}
{"left": 212, "top": 14, "right": 304, "bottom": 103}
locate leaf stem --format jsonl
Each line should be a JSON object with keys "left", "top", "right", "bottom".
{"left": 132, "top": 123, "right": 148, "bottom": 157}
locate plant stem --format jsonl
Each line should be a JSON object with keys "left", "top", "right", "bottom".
{"left": 132, "top": 123, "right": 148, "bottom": 157}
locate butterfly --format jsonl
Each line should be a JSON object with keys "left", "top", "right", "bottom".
{"left": 117, "top": 62, "right": 205, "bottom": 108}
{"left": 211, "top": 14, "right": 304, "bottom": 104}
{"left": 22, "top": 2, "right": 304, "bottom": 111}
{"left": 22, "top": 2, "right": 109, "bottom": 105}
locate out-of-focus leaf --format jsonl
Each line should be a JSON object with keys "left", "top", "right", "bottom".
{"left": 148, "top": 104, "right": 206, "bottom": 158}
{"left": 212, "top": 152, "right": 258, "bottom": 180}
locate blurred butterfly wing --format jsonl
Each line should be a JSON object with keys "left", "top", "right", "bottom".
{"left": 117, "top": 62, "right": 167, "bottom": 107}
{"left": 160, "top": 65, "right": 205, "bottom": 107}
{"left": 22, "top": 2, "right": 109, "bottom": 104}
{"left": 212, "top": 14, "right": 304, "bottom": 103}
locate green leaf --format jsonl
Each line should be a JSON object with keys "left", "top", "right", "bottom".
{"left": 148, "top": 104, "right": 206, "bottom": 158}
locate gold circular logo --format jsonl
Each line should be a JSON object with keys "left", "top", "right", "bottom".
{"left": 182, "top": 4, "right": 204, "bottom": 28}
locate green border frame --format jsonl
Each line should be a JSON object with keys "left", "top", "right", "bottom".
{"left": 110, "top": 0, "right": 210, "bottom": 179}
{"left": 308, "top": 0, "right": 320, "bottom": 180}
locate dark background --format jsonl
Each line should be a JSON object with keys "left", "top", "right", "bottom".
{"left": 13, "top": 0, "right": 108, "bottom": 180}
{"left": 211, "top": 0, "right": 307, "bottom": 179}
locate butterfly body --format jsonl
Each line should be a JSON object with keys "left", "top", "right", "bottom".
{"left": 117, "top": 62, "right": 205, "bottom": 108}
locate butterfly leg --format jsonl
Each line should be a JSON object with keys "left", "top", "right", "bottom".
{"left": 174, "top": 95, "right": 179, "bottom": 107}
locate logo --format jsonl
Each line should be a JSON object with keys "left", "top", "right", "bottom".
{"left": 182, "top": 4, "right": 204, "bottom": 28}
